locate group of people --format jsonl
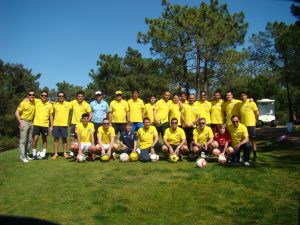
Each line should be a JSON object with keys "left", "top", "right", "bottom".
{"left": 15, "top": 89, "right": 259, "bottom": 166}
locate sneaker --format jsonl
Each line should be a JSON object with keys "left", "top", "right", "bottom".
{"left": 33, "top": 155, "right": 40, "bottom": 160}
{"left": 20, "top": 158, "right": 29, "bottom": 163}
{"left": 69, "top": 151, "right": 74, "bottom": 157}
{"left": 239, "top": 157, "right": 243, "bottom": 163}
{"left": 179, "top": 154, "right": 183, "bottom": 161}
{"left": 26, "top": 154, "right": 33, "bottom": 160}
{"left": 200, "top": 152, "right": 206, "bottom": 158}
{"left": 244, "top": 162, "right": 250, "bottom": 166}
{"left": 52, "top": 154, "right": 58, "bottom": 160}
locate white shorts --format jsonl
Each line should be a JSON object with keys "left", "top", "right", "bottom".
{"left": 81, "top": 143, "right": 92, "bottom": 152}
{"left": 103, "top": 144, "right": 110, "bottom": 150}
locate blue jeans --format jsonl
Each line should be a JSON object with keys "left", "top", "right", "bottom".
{"left": 131, "top": 122, "right": 143, "bottom": 132}
{"left": 232, "top": 143, "right": 251, "bottom": 163}
{"left": 140, "top": 142, "right": 162, "bottom": 162}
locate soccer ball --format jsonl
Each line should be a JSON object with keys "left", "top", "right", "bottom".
{"left": 129, "top": 152, "right": 138, "bottom": 161}
{"left": 169, "top": 154, "right": 179, "bottom": 163}
{"left": 196, "top": 158, "right": 207, "bottom": 168}
{"left": 100, "top": 154, "right": 110, "bottom": 162}
{"left": 77, "top": 154, "right": 86, "bottom": 162}
{"left": 113, "top": 152, "right": 120, "bottom": 160}
{"left": 136, "top": 148, "right": 141, "bottom": 155}
{"left": 119, "top": 153, "right": 129, "bottom": 162}
{"left": 37, "top": 150, "right": 46, "bottom": 159}
{"left": 218, "top": 155, "right": 227, "bottom": 164}
{"left": 149, "top": 153, "right": 159, "bottom": 162}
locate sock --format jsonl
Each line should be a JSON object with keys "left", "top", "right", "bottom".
{"left": 32, "top": 149, "right": 36, "bottom": 156}
{"left": 43, "top": 149, "right": 47, "bottom": 153}
{"left": 253, "top": 151, "right": 257, "bottom": 157}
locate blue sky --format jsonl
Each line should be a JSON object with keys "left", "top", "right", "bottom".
{"left": 0, "top": 0, "right": 296, "bottom": 89}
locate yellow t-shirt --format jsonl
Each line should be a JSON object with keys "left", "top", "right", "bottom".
{"left": 17, "top": 100, "right": 35, "bottom": 121}
{"left": 33, "top": 99, "right": 53, "bottom": 127}
{"left": 75, "top": 122, "right": 94, "bottom": 143}
{"left": 109, "top": 100, "right": 129, "bottom": 123}
{"left": 137, "top": 126, "right": 158, "bottom": 149}
{"left": 71, "top": 100, "right": 91, "bottom": 125}
{"left": 163, "top": 127, "right": 186, "bottom": 145}
{"left": 211, "top": 99, "right": 224, "bottom": 124}
{"left": 197, "top": 100, "right": 212, "bottom": 124}
{"left": 228, "top": 123, "right": 249, "bottom": 147}
{"left": 239, "top": 100, "right": 258, "bottom": 126}
{"left": 53, "top": 101, "right": 72, "bottom": 126}
{"left": 223, "top": 99, "right": 241, "bottom": 125}
{"left": 128, "top": 98, "right": 145, "bottom": 122}
{"left": 155, "top": 99, "right": 170, "bottom": 124}
{"left": 193, "top": 126, "right": 214, "bottom": 145}
{"left": 169, "top": 102, "right": 182, "bottom": 126}
{"left": 97, "top": 126, "right": 115, "bottom": 144}
{"left": 144, "top": 103, "right": 156, "bottom": 123}
{"left": 181, "top": 103, "right": 199, "bottom": 127}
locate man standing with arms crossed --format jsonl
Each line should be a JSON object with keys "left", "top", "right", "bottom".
{"left": 223, "top": 91, "right": 241, "bottom": 125}
{"left": 196, "top": 90, "right": 212, "bottom": 126}
{"left": 15, "top": 90, "right": 36, "bottom": 163}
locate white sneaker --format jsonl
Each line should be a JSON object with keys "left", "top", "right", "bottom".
{"left": 69, "top": 151, "right": 74, "bottom": 157}
{"left": 200, "top": 152, "right": 206, "bottom": 158}
{"left": 26, "top": 154, "right": 33, "bottom": 160}
{"left": 244, "top": 162, "right": 250, "bottom": 166}
{"left": 20, "top": 158, "right": 29, "bottom": 163}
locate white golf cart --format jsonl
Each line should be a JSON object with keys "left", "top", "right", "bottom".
{"left": 257, "top": 99, "right": 277, "bottom": 127}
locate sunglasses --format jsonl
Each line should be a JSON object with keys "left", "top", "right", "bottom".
{"left": 28, "top": 94, "right": 35, "bottom": 96}
{"left": 171, "top": 122, "right": 178, "bottom": 124}
{"left": 232, "top": 120, "right": 239, "bottom": 123}
{"left": 41, "top": 95, "right": 48, "bottom": 97}
{"left": 58, "top": 95, "right": 64, "bottom": 97}
{"left": 103, "top": 123, "right": 109, "bottom": 125}
{"left": 116, "top": 94, "right": 122, "bottom": 96}
{"left": 198, "top": 122, "right": 205, "bottom": 125}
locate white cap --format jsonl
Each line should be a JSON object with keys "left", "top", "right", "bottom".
{"left": 95, "top": 91, "right": 102, "bottom": 95}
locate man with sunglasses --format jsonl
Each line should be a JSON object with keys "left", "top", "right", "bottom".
{"left": 227, "top": 115, "right": 251, "bottom": 166}
{"left": 52, "top": 91, "right": 72, "bottom": 159}
{"left": 15, "top": 90, "right": 36, "bottom": 163}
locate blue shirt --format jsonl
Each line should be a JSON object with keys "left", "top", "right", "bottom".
{"left": 119, "top": 131, "right": 137, "bottom": 149}
{"left": 90, "top": 100, "right": 110, "bottom": 123}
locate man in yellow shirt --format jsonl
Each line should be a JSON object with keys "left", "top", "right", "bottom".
{"left": 70, "top": 91, "right": 92, "bottom": 144}
{"left": 162, "top": 118, "right": 187, "bottom": 160}
{"left": 238, "top": 92, "right": 259, "bottom": 162}
{"left": 154, "top": 91, "right": 171, "bottom": 137}
{"left": 109, "top": 90, "right": 129, "bottom": 135}
{"left": 196, "top": 91, "right": 212, "bottom": 126}
{"left": 15, "top": 90, "right": 36, "bottom": 163}
{"left": 31, "top": 90, "right": 54, "bottom": 159}
{"left": 223, "top": 91, "right": 241, "bottom": 125}
{"left": 227, "top": 115, "right": 251, "bottom": 166}
{"left": 169, "top": 94, "right": 183, "bottom": 126}
{"left": 192, "top": 118, "right": 214, "bottom": 159}
{"left": 52, "top": 91, "right": 72, "bottom": 160}
{"left": 181, "top": 94, "right": 200, "bottom": 150}
{"left": 180, "top": 92, "right": 188, "bottom": 105}
{"left": 144, "top": 95, "right": 156, "bottom": 125}
{"left": 137, "top": 117, "right": 161, "bottom": 162}
{"left": 128, "top": 90, "right": 145, "bottom": 131}
{"left": 211, "top": 90, "right": 224, "bottom": 134}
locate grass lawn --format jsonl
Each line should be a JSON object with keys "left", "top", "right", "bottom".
{"left": 0, "top": 135, "right": 299, "bottom": 225}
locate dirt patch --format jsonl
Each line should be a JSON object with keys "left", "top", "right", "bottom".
{"left": 256, "top": 126, "right": 300, "bottom": 144}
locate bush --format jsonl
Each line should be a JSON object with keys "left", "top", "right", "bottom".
{"left": 0, "top": 136, "right": 18, "bottom": 152}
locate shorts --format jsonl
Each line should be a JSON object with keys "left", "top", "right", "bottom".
{"left": 102, "top": 144, "right": 110, "bottom": 150}
{"left": 131, "top": 122, "right": 143, "bottom": 132}
{"left": 247, "top": 126, "right": 256, "bottom": 140}
{"left": 81, "top": 143, "right": 92, "bottom": 152}
{"left": 112, "top": 123, "right": 125, "bottom": 134}
{"left": 53, "top": 126, "right": 68, "bottom": 138}
{"left": 33, "top": 126, "right": 49, "bottom": 136}
{"left": 70, "top": 124, "right": 77, "bottom": 138}
{"left": 170, "top": 144, "right": 179, "bottom": 149}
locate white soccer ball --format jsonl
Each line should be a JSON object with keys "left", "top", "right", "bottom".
{"left": 119, "top": 153, "right": 129, "bottom": 162}
{"left": 149, "top": 153, "right": 159, "bottom": 162}
{"left": 77, "top": 154, "right": 86, "bottom": 162}
{"left": 196, "top": 158, "right": 207, "bottom": 168}
{"left": 218, "top": 155, "right": 227, "bottom": 164}
{"left": 37, "top": 150, "right": 46, "bottom": 159}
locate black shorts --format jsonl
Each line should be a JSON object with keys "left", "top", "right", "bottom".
{"left": 70, "top": 124, "right": 77, "bottom": 138}
{"left": 53, "top": 126, "right": 68, "bottom": 138}
{"left": 170, "top": 144, "right": 179, "bottom": 149}
{"left": 112, "top": 123, "right": 126, "bottom": 135}
{"left": 247, "top": 126, "right": 256, "bottom": 140}
{"left": 33, "top": 126, "right": 49, "bottom": 136}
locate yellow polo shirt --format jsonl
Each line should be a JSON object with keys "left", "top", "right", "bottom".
{"left": 228, "top": 123, "right": 249, "bottom": 147}
{"left": 163, "top": 127, "right": 186, "bottom": 145}
{"left": 197, "top": 100, "right": 212, "bottom": 124}
{"left": 223, "top": 99, "right": 241, "bottom": 125}
{"left": 97, "top": 126, "right": 115, "bottom": 144}
{"left": 75, "top": 122, "right": 94, "bottom": 143}
{"left": 211, "top": 99, "right": 224, "bottom": 124}
{"left": 239, "top": 100, "right": 258, "bottom": 126}
{"left": 144, "top": 103, "right": 156, "bottom": 123}
{"left": 17, "top": 100, "right": 35, "bottom": 121}
{"left": 193, "top": 126, "right": 214, "bottom": 145}
{"left": 169, "top": 102, "right": 182, "bottom": 126}
{"left": 128, "top": 98, "right": 145, "bottom": 122}
{"left": 53, "top": 101, "right": 72, "bottom": 126}
{"left": 155, "top": 99, "right": 170, "bottom": 124}
{"left": 181, "top": 103, "right": 199, "bottom": 127}
{"left": 71, "top": 100, "right": 91, "bottom": 125}
{"left": 33, "top": 99, "right": 53, "bottom": 127}
{"left": 137, "top": 126, "right": 158, "bottom": 149}
{"left": 110, "top": 99, "right": 129, "bottom": 123}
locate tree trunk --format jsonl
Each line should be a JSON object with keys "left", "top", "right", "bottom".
{"left": 203, "top": 57, "right": 208, "bottom": 93}
{"left": 196, "top": 44, "right": 201, "bottom": 98}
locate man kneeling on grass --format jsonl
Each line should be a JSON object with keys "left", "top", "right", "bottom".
{"left": 137, "top": 117, "right": 161, "bottom": 162}
{"left": 70, "top": 113, "right": 96, "bottom": 161}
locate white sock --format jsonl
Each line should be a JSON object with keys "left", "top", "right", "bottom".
{"left": 43, "top": 149, "right": 47, "bottom": 153}
{"left": 32, "top": 149, "right": 36, "bottom": 156}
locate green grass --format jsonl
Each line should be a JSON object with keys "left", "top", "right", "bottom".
{"left": 0, "top": 138, "right": 299, "bottom": 225}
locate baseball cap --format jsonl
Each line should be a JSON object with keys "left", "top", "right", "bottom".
{"left": 95, "top": 91, "right": 102, "bottom": 95}
{"left": 115, "top": 91, "right": 123, "bottom": 95}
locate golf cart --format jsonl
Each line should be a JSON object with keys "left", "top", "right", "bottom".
{"left": 257, "top": 99, "right": 277, "bottom": 127}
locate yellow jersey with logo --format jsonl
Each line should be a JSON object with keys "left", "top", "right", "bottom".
{"left": 97, "top": 126, "right": 115, "bottom": 144}
{"left": 75, "top": 122, "right": 94, "bottom": 143}
{"left": 181, "top": 103, "right": 199, "bottom": 127}
{"left": 238, "top": 100, "right": 258, "bottom": 126}
{"left": 193, "top": 126, "right": 213, "bottom": 145}
{"left": 33, "top": 99, "right": 53, "bottom": 127}
{"left": 211, "top": 99, "right": 224, "bottom": 124}
{"left": 53, "top": 101, "right": 72, "bottom": 126}
{"left": 196, "top": 100, "right": 212, "bottom": 124}
{"left": 163, "top": 127, "right": 186, "bottom": 145}
{"left": 228, "top": 123, "right": 249, "bottom": 147}
{"left": 223, "top": 99, "right": 241, "bottom": 125}
{"left": 17, "top": 100, "right": 35, "bottom": 121}
{"left": 71, "top": 100, "right": 91, "bottom": 125}
{"left": 110, "top": 100, "right": 129, "bottom": 123}
{"left": 169, "top": 102, "right": 182, "bottom": 126}
{"left": 137, "top": 126, "right": 158, "bottom": 149}
{"left": 128, "top": 98, "right": 145, "bottom": 122}
{"left": 155, "top": 99, "right": 170, "bottom": 124}
{"left": 144, "top": 103, "right": 156, "bottom": 123}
